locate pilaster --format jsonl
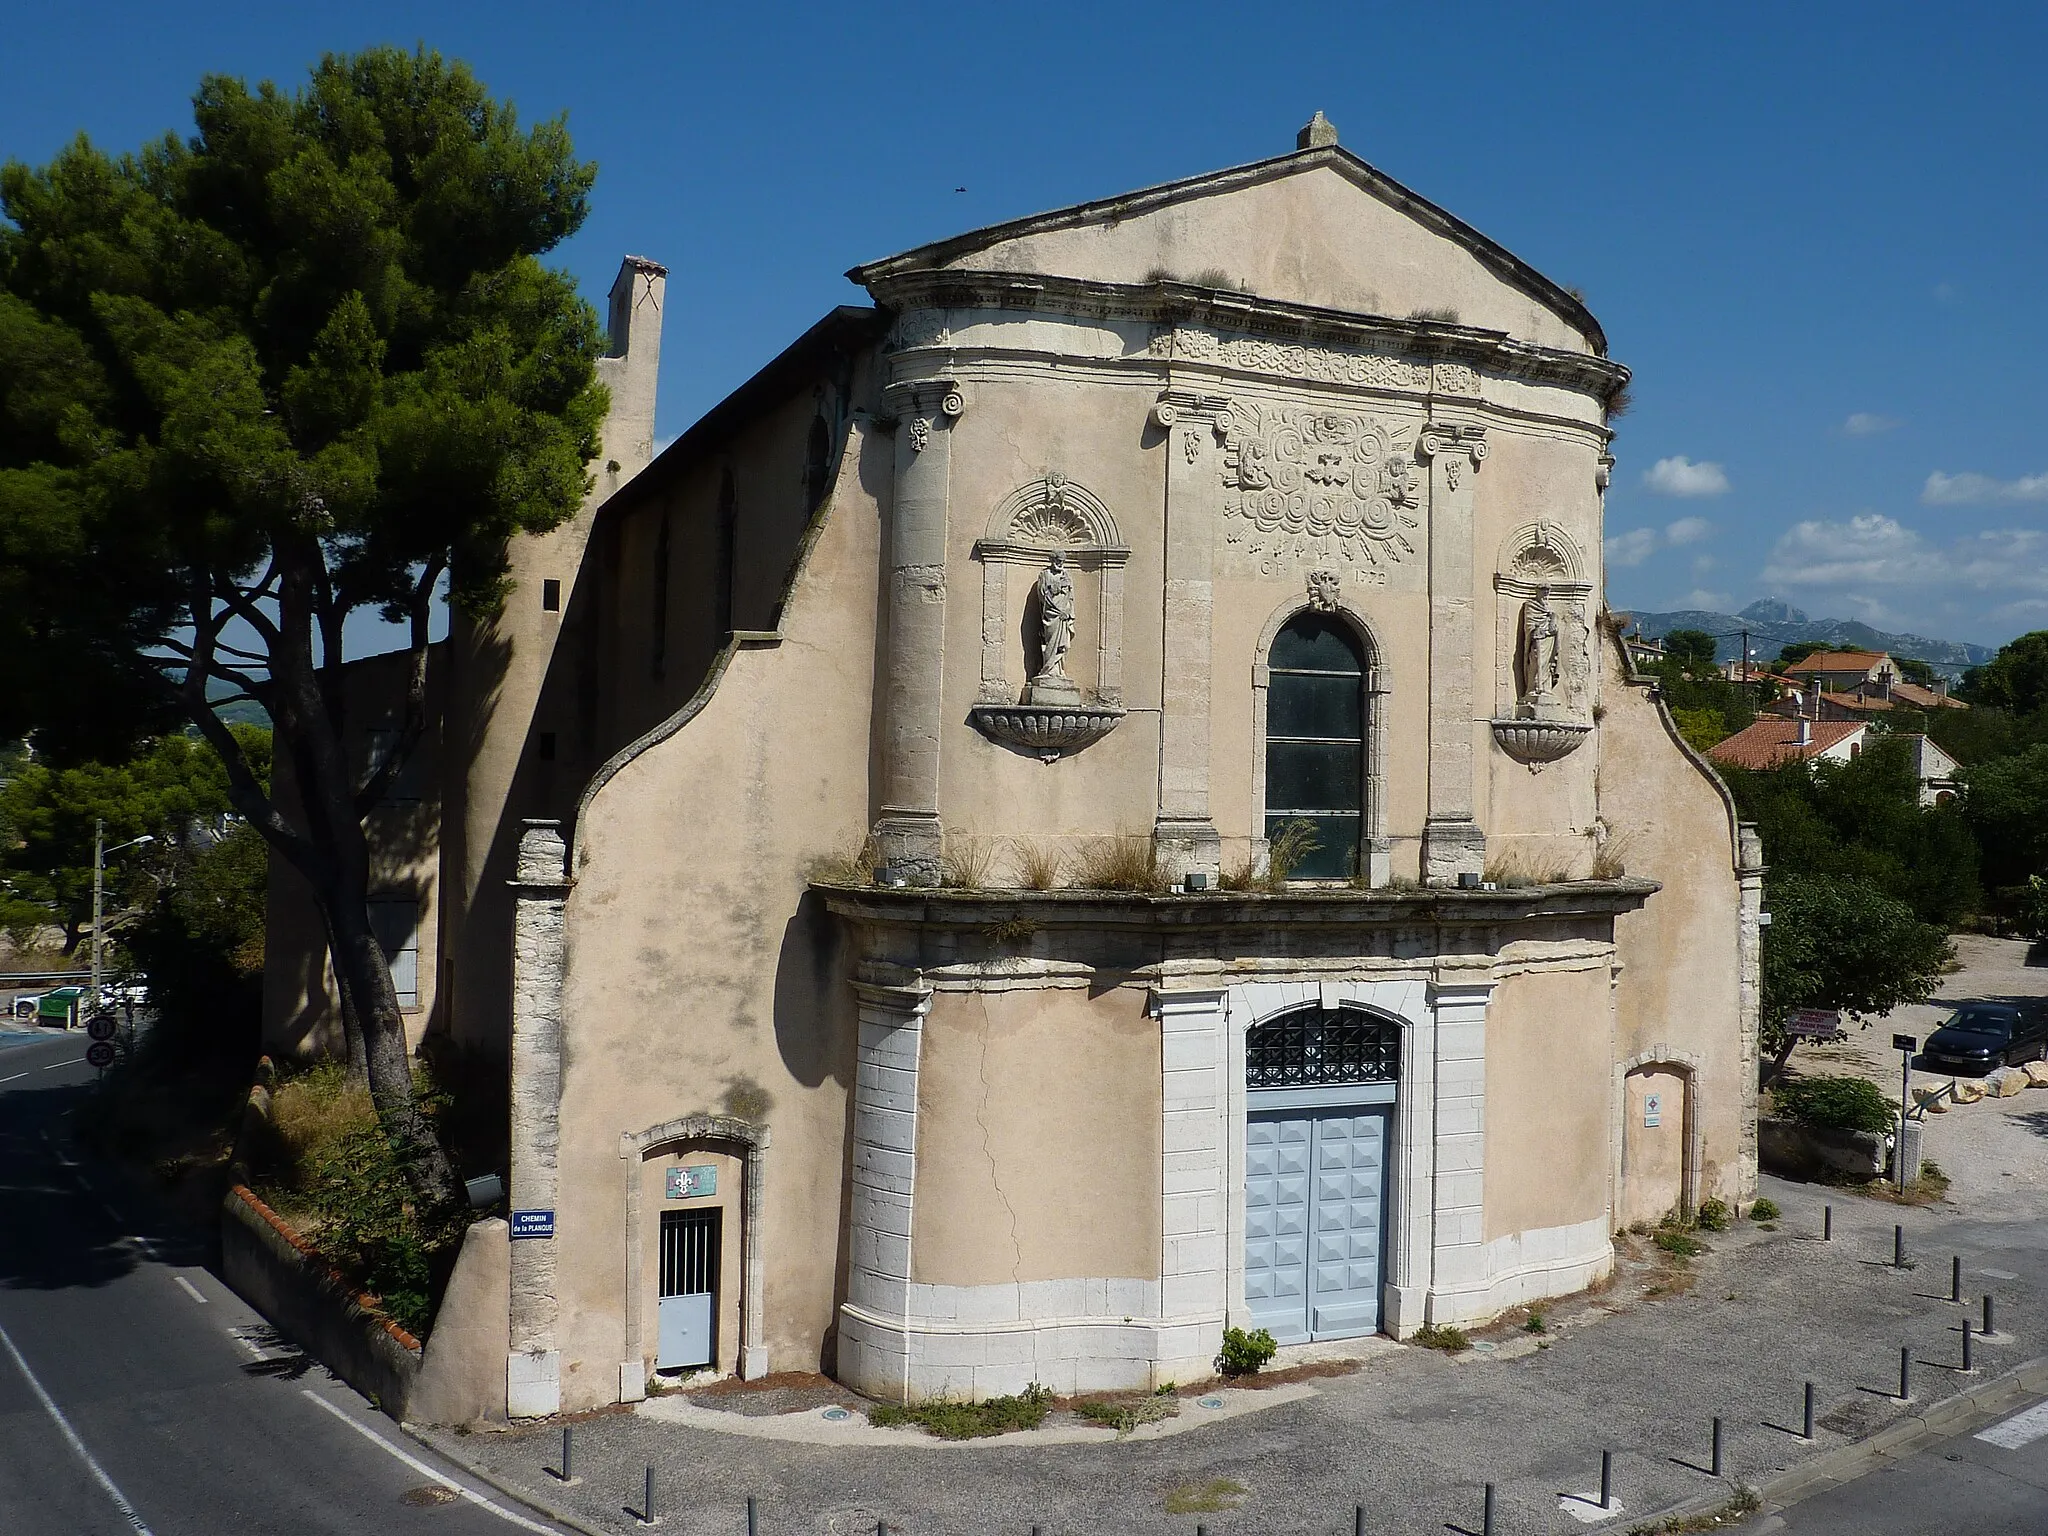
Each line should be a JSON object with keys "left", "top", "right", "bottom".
{"left": 873, "top": 379, "right": 964, "bottom": 883}
{"left": 1735, "top": 823, "right": 1766, "bottom": 1199}
{"left": 836, "top": 974, "right": 933, "bottom": 1401}
{"left": 1425, "top": 965, "right": 1495, "bottom": 1322}
{"left": 1152, "top": 985, "right": 1229, "bottom": 1332}
{"left": 1418, "top": 421, "right": 1490, "bottom": 885}
{"left": 506, "top": 820, "right": 572, "bottom": 1417}
{"left": 1151, "top": 392, "right": 1231, "bottom": 881}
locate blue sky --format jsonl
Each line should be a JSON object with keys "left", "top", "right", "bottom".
{"left": 5, "top": 2, "right": 2044, "bottom": 647}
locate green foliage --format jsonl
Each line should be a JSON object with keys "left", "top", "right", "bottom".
{"left": 1748, "top": 1198, "right": 1781, "bottom": 1221}
{"left": 122, "top": 819, "right": 269, "bottom": 1066}
{"left": 0, "top": 727, "right": 268, "bottom": 947}
{"left": 1163, "top": 1479, "right": 1247, "bottom": 1515}
{"left": 1963, "top": 744, "right": 2048, "bottom": 897}
{"left": 1758, "top": 874, "right": 1950, "bottom": 1079}
{"left": 869, "top": 1384, "right": 1053, "bottom": 1439}
{"left": 1654, "top": 1230, "right": 1707, "bottom": 1258}
{"left": 1662, "top": 628, "right": 1720, "bottom": 674}
{"left": 1672, "top": 707, "right": 1732, "bottom": 754}
{"left": 1695, "top": 1197, "right": 1731, "bottom": 1232}
{"left": 1725, "top": 740, "right": 1980, "bottom": 927}
{"left": 1895, "top": 656, "right": 1936, "bottom": 687}
{"left": 1073, "top": 1395, "right": 1180, "bottom": 1435}
{"left": 1413, "top": 1322, "right": 1470, "bottom": 1352}
{"left": 1777, "top": 641, "right": 1828, "bottom": 668}
{"left": 305, "top": 1121, "right": 463, "bottom": 1338}
{"left": 1216, "top": 1324, "right": 1279, "bottom": 1375}
{"left": 1523, "top": 1312, "right": 1547, "bottom": 1333}
{"left": 1960, "top": 631, "right": 2048, "bottom": 715}
{"left": 1772, "top": 1073, "right": 1896, "bottom": 1134}
{"left": 2016, "top": 876, "right": 2048, "bottom": 941}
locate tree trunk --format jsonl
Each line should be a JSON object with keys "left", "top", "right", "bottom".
{"left": 1759, "top": 1033, "right": 1799, "bottom": 1090}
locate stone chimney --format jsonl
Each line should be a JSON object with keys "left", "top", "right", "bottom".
{"left": 1297, "top": 111, "right": 1340, "bottom": 150}
{"left": 1796, "top": 714, "right": 1812, "bottom": 749}
{"left": 1878, "top": 667, "right": 1893, "bottom": 701}
{"left": 595, "top": 255, "right": 668, "bottom": 482}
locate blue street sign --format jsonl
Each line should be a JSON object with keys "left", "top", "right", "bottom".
{"left": 510, "top": 1209, "right": 556, "bottom": 1240}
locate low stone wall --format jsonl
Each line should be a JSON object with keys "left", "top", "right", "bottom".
{"left": 220, "top": 1185, "right": 422, "bottom": 1419}
{"left": 1756, "top": 1117, "right": 1886, "bottom": 1183}
{"left": 410, "top": 1217, "right": 511, "bottom": 1425}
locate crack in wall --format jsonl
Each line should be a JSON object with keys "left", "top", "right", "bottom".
{"left": 973, "top": 995, "right": 1023, "bottom": 1281}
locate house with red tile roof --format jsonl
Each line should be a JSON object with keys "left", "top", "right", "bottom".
{"left": 1708, "top": 716, "right": 1867, "bottom": 771}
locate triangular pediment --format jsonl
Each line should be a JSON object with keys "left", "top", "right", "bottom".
{"left": 851, "top": 146, "right": 1602, "bottom": 356}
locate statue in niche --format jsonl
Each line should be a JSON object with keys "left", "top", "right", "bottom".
{"left": 1518, "top": 590, "right": 1564, "bottom": 716}
{"left": 1026, "top": 551, "right": 1083, "bottom": 706}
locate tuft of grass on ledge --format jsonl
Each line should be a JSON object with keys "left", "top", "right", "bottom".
{"left": 868, "top": 1384, "right": 1053, "bottom": 1439}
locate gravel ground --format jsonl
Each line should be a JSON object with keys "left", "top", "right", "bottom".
{"left": 420, "top": 940, "right": 2048, "bottom": 1536}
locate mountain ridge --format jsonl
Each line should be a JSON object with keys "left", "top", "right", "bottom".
{"left": 1615, "top": 599, "right": 1995, "bottom": 677}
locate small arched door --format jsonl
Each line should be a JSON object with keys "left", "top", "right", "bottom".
{"left": 1243, "top": 1005, "right": 1399, "bottom": 1343}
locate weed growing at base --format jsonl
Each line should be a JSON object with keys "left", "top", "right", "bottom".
{"left": 868, "top": 1384, "right": 1053, "bottom": 1439}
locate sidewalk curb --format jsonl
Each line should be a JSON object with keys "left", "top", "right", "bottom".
{"left": 1622, "top": 1354, "right": 2048, "bottom": 1531}
{"left": 402, "top": 1424, "right": 616, "bottom": 1536}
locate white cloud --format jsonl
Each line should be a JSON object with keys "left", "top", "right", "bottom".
{"left": 1762, "top": 515, "right": 2048, "bottom": 600}
{"left": 1643, "top": 456, "right": 1730, "bottom": 497}
{"left": 1692, "top": 555, "right": 1718, "bottom": 575}
{"left": 1681, "top": 589, "right": 1731, "bottom": 611}
{"left": 1842, "top": 412, "right": 1900, "bottom": 437}
{"left": 1665, "top": 516, "right": 1714, "bottom": 546}
{"left": 1922, "top": 470, "right": 2048, "bottom": 505}
{"left": 1604, "top": 528, "right": 1659, "bottom": 567}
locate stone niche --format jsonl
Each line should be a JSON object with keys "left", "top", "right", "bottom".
{"left": 1490, "top": 521, "right": 1594, "bottom": 767}
{"left": 969, "top": 474, "right": 1130, "bottom": 762}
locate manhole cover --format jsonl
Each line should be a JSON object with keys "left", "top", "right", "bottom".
{"left": 1472, "top": 1341, "right": 1498, "bottom": 1352}
{"left": 822, "top": 1406, "right": 851, "bottom": 1421}
{"left": 1197, "top": 1395, "right": 1225, "bottom": 1409}
{"left": 400, "top": 1484, "right": 459, "bottom": 1507}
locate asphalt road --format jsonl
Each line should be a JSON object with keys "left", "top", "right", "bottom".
{"left": 0, "top": 1028, "right": 576, "bottom": 1536}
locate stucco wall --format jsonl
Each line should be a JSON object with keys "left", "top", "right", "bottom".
{"left": 1480, "top": 964, "right": 1613, "bottom": 1242}
{"left": 911, "top": 985, "right": 1161, "bottom": 1287}
{"left": 946, "top": 162, "right": 1593, "bottom": 354}
{"left": 1599, "top": 632, "right": 1752, "bottom": 1209}
{"left": 546, "top": 420, "right": 888, "bottom": 1406}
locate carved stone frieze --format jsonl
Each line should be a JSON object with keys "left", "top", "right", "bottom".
{"left": 1216, "top": 401, "right": 1422, "bottom": 578}
{"left": 1150, "top": 326, "right": 1483, "bottom": 399}
{"left": 966, "top": 702, "right": 1126, "bottom": 763}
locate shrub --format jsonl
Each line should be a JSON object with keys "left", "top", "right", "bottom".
{"left": 1073, "top": 1395, "right": 1179, "bottom": 1435}
{"left": 1413, "top": 1323, "right": 1470, "bottom": 1352}
{"left": 1695, "top": 1197, "right": 1731, "bottom": 1232}
{"left": 1749, "top": 1197, "right": 1781, "bottom": 1222}
{"left": 868, "top": 1383, "right": 1052, "bottom": 1439}
{"left": 1265, "top": 819, "right": 1322, "bottom": 882}
{"left": 1216, "top": 1325, "right": 1278, "bottom": 1376}
{"left": 1772, "top": 1074, "right": 1896, "bottom": 1134}
{"left": 1008, "top": 840, "right": 1062, "bottom": 890}
{"left": 1655, "top": 1230, "right": 1707, "bottom": 1259}
{"left": 1072, "top": 834, "right": 1168, "bottom": 893}
{"left": 1524, "top": 1312, "right": 1546, "bottom": 1334}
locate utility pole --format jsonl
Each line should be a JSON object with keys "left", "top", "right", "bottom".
{"left": 89, "top": 821, "right": 153, "bottom": 1025}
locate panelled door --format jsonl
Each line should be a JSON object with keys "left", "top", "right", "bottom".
{"left": 1243, "top": 1004, "right": 1400, "bottom": 1345}
{"left": 657, "top": 1208, "right": 720, "bottom": 1369}
{"left": 1245, "top": 1106, "right": 1389, "bottom": 1342}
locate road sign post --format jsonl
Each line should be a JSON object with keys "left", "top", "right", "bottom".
{"left": 1893, "top": 1033, "right": 1918, "bottom": 1191}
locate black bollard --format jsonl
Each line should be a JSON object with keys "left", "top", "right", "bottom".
{"left": 1711, "top": 1417, "right": 1723, "bottom": 1477}
{"left": 748, "top": 1495, "right": 759, "bottom": 1536}
{"left": 1953, "top": 1254, "right": 1963, "bottom": 1302}
{"left": 1803, "top": 1381, "right": 1815, "bottom": 1440}
{"left": 1894, "top": 1225, "right": 1906, "bottom": 1268}
{"left": 1823, "top": 1203, "right": 1832, "bottom": 1241}
{"left": 1899, "top": 1345, "right": 1912, "bottom": 1401}
{"left": 1985, "top": 1294, "right": 1997, "bottom": 1337}
{"left": 1482, "top": 1482, "right": 1496, "bottom": 1536}
{"left": 550, "top": 1423, "right": 572, "bottom": 1482}
{"left": 1355, "top": 1507, "right": 1365, "bottom": 1536}
{"left": 1600, "top": 1449, "right": 1613, "bottom": 1510}
{"left": 1963, "top": 1319, "right": 1975, "bottom": 1372}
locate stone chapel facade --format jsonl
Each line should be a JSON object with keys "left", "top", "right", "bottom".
{"left": 266, "top": 120, "right": 1763, "bottom": 1416}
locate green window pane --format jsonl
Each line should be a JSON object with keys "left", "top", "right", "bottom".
{"left": 1270, "top": 614, "right": 1365, "bottom": 674}
{"left": 1267, "top": 740, "right": 1362, "bottom": 811}
{"left": 1265, "top": 814, "right": 1360, "bottom": 879}
{"left": 1269, "top": 673, "right": 1362, "bottom": 739}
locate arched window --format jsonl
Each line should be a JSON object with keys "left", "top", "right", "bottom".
{"left": 1266, "top": 612, "right": 1368, "bottom": 879}
{"left": 1245, "top": 1006, "right": 1400, "bottom": 1089}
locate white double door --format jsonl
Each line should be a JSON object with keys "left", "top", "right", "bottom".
{"left": 1243, "top": 1090, "right": 1392, "bottom": 1344}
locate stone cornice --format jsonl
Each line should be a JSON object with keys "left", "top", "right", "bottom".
{"left": 867, "top": 271, "right": 1628, "bottom": 402}
{"left": 816, "top": 876, "right": 1658, "bottom": 934}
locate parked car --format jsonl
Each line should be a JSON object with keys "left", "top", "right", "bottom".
{"left": 1920, "top": 1001, "right": 2048, "bottom": 1073}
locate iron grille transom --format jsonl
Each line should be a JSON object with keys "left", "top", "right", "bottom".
{"left": 1245, "top": 1006, "right": 1400, "bottom": 1089}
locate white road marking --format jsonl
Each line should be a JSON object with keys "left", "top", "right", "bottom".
{"left": 173, "top": 1276, "right": 208, "bottom": 1304}
{"left": 296, "top": 1389, "right": 561, "bottom": 1533}
{"left": 0, "top": 1319, "right": 156, "bottom": 1534}
{"left": 1979, "top": 1268, "right": 2019, "bottom": 1281}
{"left": 42, "top": 1058, "right": 81, "bottom": 1070}
{"left": 1978, "top": 1399, "right": 2048, "bottom": 1450}
{"left": 0, "top": 1072, "right": 26, "bottom": 1085}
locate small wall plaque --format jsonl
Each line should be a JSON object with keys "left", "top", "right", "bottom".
{"left": 1642, "top": 1092, "right": 1663, "bottom": 1129}
{"left": 667, "top": 1165, "right": 717, "bottom": 1200}
{"left": 510, "top": 1209, "right": 555, "bottom": 1239}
